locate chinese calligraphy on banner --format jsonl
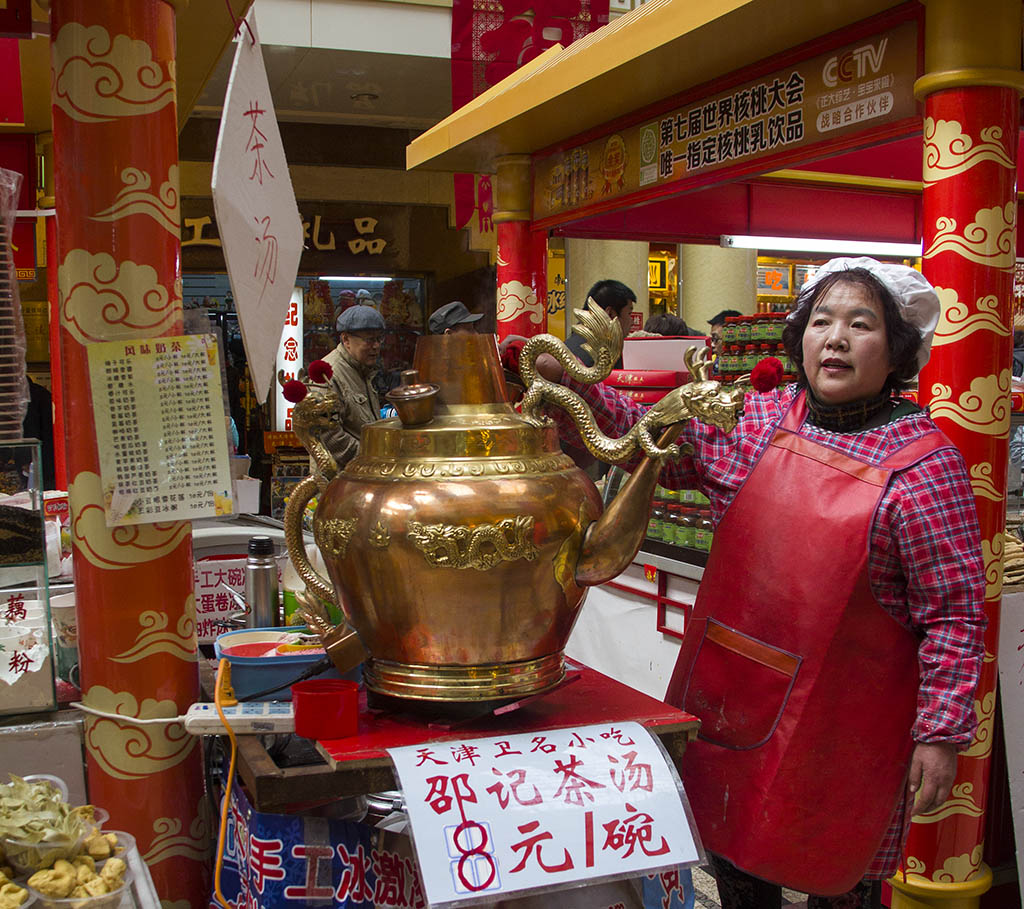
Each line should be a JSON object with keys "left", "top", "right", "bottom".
{"left": 532, "top": 18, "right": 919, "bottom": 222}
{"left": 389, "top": 721, "right": 700, "bottom": 906}
{"left": 86, "top": 334, "right": 233, "bottom": 526}
{"left": 212, "top": 12, "right": 304, "bottom": 402}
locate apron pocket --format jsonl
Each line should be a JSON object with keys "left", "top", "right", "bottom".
{"left": 683, "top": 618, "right": 801, "bottom": 750}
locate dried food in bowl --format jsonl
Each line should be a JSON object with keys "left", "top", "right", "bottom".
{"left": 0, "top": 777, "right": 92, "bottom": 875}
{"left": 26, "top": 855, "right": 130, "bottom": 909}
{"left": 0, "top": 877, "right": 34, "bottom": 908}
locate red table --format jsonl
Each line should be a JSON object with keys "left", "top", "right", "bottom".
{"left": 233, "top": 663, "right": 699, "bottom": 813}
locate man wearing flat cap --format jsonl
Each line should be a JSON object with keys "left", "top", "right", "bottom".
{"left": 429, "top": 300, "right": 483, "bottom": 334}
{"left": 322, "top": 305, "right": 386, "bottom": 467}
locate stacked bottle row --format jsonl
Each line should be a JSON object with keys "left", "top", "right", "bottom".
{"left": 646, "top": 486, "right": 715, "bottom": 552}
{"left": 718, "top": 342, "right": 796, "bottom": 383}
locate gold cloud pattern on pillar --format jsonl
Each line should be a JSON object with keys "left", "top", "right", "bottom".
{"left": 903, "top": 845, "right": 984, "bottom": 883}
{"left": 961, "top": 689, "right": 996, "bottom": 759}
{"left": 69, "top": 472, "right": 189, "bottom": 569}
{"left": 923, "top": 203, "right": 1016, "bottom": 269}
{"left": 497, "top": 279, "right": 543, "bottom": 325}
{"left": 144, "top": 809, "right": 211, "bottom": 865}
{"left": 928, "top": 370, "right": 1011, "bottom": 437}
{"left": 109, "top": 598, "right": 197, "bottom": 664}
{"left": 981, "top": 534, "right": 1003, "bottom": 600}
{"left": 91, "top": 165, "right": 180, "bottom": 237}
{"left": 923, "top": 118, "right": 1015, "bottom": 186}
{"left": 909, "top": 781, "right": 983, "bottom": 824}
{"left": 932, "top": 286, "right": 1009, "bottom": 347}
{"left": 968, "top": 462, "right": 1001, "bottom": 501}
{"left": 59, "top": 249, "right": 180, "bottom": 344}
{"left": 935, "top": 846, "right": 984, "bottom": 884}
{"left": 52, "top": 23, "right": 176, "bottom": 124}
{"left": 82, "top": 686, "right": 196, "bottom": 781}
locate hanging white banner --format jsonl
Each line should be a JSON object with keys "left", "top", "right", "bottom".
{"left": 212, "top": 12, "right": 304, "bottom": 403}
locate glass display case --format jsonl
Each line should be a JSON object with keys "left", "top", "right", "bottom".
{"left": 0, "top": 440, "right": 56, "bottom": 715}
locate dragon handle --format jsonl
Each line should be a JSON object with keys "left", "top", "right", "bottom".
{"left": 519, "top": 300, "right": 747, "bottom": 464}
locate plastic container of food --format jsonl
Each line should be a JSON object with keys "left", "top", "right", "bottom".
{"left": 213, "top": 628, "right": 344, "bottom": 701}
{"left": 26, "top": 865, "right": 132, "bottom": 909}
{"left": 2, "top": 834, "right": 84, "bottom": 877}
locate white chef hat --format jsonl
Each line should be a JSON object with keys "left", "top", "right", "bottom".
{"left": 793, "top": 257, "right": 941, "bottom": 372}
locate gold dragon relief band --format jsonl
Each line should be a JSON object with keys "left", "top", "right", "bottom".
{"left": 314, "top": 517, "right": 358, "bottom": 559}
{"left": 407, "top": 515, "right": 539, "bottom": 570}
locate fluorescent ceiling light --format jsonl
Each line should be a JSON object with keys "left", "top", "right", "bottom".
{"left": 720, "top": 235, "right": 922, "bottom": 257}
{"left": 319, "top": 276, "right": 396, "bottom": 283}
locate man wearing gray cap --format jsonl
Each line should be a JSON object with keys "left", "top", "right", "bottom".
{"left": 429, "top": 300, "right": 483, "bottom": 334}
{"left": 321, "top": 305, "right": 385, "bottom": 467}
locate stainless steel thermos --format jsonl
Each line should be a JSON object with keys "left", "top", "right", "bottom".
{"left": 245, "top": 535, "right": 280, "bottom": 627}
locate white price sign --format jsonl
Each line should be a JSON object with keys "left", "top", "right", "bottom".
{"left": 388, "top": 721, "right": 700, "bottom": 907}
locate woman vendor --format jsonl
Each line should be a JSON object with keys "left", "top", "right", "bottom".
{"left": 538, "top": 258, "right": 986, "bottom": 909}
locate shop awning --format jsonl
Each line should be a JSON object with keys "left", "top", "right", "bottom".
{"left": 407, "top": 0, "right": 910, "bottom": 174}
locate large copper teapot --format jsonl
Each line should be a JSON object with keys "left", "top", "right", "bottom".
{"left": 284, "top": 302, "right": 748, "bottom": 709}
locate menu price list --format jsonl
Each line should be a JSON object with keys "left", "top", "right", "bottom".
{"left": 87, "top": 334, "right": 233, "bottom": 526}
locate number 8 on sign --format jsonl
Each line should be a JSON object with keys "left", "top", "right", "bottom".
{"left": 447, "top": 819, "right": 500, "bottom": 893}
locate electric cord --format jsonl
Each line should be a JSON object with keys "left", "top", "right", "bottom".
{"left": 235, "top": 655, "right": 333, "bottom": 701}
{"left": 213, "top": 658, "right": 238, "bottom": 909}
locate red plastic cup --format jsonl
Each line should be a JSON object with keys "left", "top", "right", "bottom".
{"left": 292, "top": 679, "right": 359, "bottom": 740}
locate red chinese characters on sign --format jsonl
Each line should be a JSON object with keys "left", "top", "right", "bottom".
{"left": 3, "top": 593, "right": 26, "bottom": 624}
{"left": 282, "top": 844, "right": 334, "bottom": 900}
{"left": 243, "top": 101, "right": 274, "bottom": 185}
{"left": 336, "top": 843, "right": 374, "bottom": 902}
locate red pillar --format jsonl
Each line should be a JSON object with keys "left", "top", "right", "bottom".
{"left": 494, "top": 155, "right": 547, "bottom": 341}
{"left": 48, "top": 1, "right": 207, "bottom": 905}
{"left": 893, "top": 2, "right": 1024, "bottom": 903}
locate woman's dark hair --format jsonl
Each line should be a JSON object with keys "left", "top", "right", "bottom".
{"left": 782, "top": 268, "right": 922, "bottom": 394}
{"left": 644, "top": 313, "right": 692, "bottom": 336}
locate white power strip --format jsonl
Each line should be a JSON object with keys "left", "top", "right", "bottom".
{"left": 184, "top": 701, "right": 295, "bottom": 735}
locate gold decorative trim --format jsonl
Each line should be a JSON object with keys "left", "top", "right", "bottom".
{"left": 345, "top": 454, "right": 574, "bottom": 480}
{"left": 368, "top": 521, "right": 391, "bottom": 550}
{"left": 911, "top": 782, "right": 983, "bottom": 824}
{"left": 497, "top": 279, "right": 543, "bottom": 326}
{"left": 915, "top": 68, "right": 1024, "bottom": 100}
{"left": 91, "top": 165, "right": 180, "bottom": 237}
{"left": 923, "top": 203, "right": 1016, "bottom": 270}
{"left": 407, "top": 516, "right": 538, "bottom": 570}
{"left": 981, "top": 535, "right": 1003, "bottom": 601}
{"left": 763, "top": 168, "right": 922, "bottom": 194}
{"left": 968, "top": 462, "right": 1001, "bottom": 501}
{"left": 314, "top": 517, "right": 358, "bottom": 559}
{"left": 928, "top": 370, "right": 1011, "bottom": 438}
{"left": 82, "top": 687, "right": 196, "bottom": 781}
{"left": 52, "top": 23, "right": 176, "bottom": 124}
{"left": 961, "top": 689, "right": 996, "bottom": 759}
{"left": 144, "top": 809, "right": 210, "bottom": 866}
{"left": 932, "top": 286, "right": 1010, "bottom": 348}
{"left": 69, "top": 472, "right": 190, "bottom": 570}
{"left": 923, "top": 119, "right": 1015, "bottom": 187}
{"left": 59, "top": 249, "right": 181, "bottom": 345}
{"left": 110, "top": 598, "right": 197, "bottom": 664}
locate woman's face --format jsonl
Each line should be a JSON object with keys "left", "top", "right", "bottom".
{"left": 801, "top": 281, "right": 892, "bottom": 405}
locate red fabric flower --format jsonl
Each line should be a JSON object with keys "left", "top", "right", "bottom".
{"left": 750, "top": 356, "right": 784, "bottom": 392}
{"left": 282, "top": 379, "right": 308, "bottom": 403}
{"left": 307, "top": 359, "right": 333, "bottom": 383}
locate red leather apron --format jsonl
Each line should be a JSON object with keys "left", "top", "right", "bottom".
{"left": 665, "top": 392, "right": 952, "bottom": 895}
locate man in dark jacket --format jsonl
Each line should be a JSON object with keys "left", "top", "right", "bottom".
{"left": 565, "top": 279, "right": 636, "bottom": 369}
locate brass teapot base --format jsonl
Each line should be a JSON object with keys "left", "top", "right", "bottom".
{"left": 364, "top": 653, "right": 566, "bottom": 704}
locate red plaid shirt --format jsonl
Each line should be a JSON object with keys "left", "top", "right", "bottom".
{"left": 552, "top": 380, "right": 987, "bottom": 878}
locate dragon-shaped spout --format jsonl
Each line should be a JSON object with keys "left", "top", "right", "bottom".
{"left": 519, "top": 301, "right": 750, "bottom": 586}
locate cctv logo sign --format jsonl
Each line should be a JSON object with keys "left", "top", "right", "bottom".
{"left": 823, "top": 38, "right": 888, "bottom": 87}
